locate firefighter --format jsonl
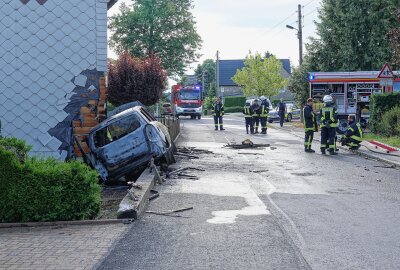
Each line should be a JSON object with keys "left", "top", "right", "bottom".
{"left": 243, "top": 101, "right": 254, "bottom": 134}
{"left": 251, "top": 99, "right": 261, "bottom": 134}
{"left": 260, "top": 96, "right": 270, "bottom": 134}
{"left": 341, "top": 115, "right": 363, "bottom": 150}
{"left": 303, "top": 98, "right": 318, "bottom": 153}
{"left": 212, "top": 97, "right": 225, "bottom": 131}
{"left": 277, "top": 98, "right": 286, "bottom": 127}
{"left": 320, "top": 95, "right": 338, "bottom": 155}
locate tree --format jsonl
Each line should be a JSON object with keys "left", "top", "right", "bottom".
{"left": 307, "top": 0, "right": 400, "bottom": 71}
{"left": 194, "top": 59, "right": 216, "bottom": 97}
{"left": 232, "top": 53, "right": 287, "bottom": 97}
{"left": 287, "top": 62, "right": 311, "bottom": 106}
{"left": 109, "top": 0, "right": 202, "bottom": 76}
{"left": 388, "top": 10, "right": 400, "bottom": 68}
{"left": 108, "top": 52, "right": 167, "bottom": 106}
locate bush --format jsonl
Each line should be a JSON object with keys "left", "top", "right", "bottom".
{"left": 370, "top": 92, "right": 400, "bottom": 132}
{"left": 379, "top": 106, "right": 400, "bottom": 137}
{"left": 224, "top": 106, "right": 243, "bottom": 113}
{"left": 204, "top": 96, "right": 216, "bottom": 110}
{"left": 0, "top": 138, "right": 100, "bottom": 223}
{"left": 224, "top": 96, "right": 246, "bottom": 108}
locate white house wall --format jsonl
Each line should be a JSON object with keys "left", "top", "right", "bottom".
{"left": 0, "top": 0, "right": 109, "bottom": 159}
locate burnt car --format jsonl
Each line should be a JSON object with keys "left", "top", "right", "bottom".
{"left": 86, "top": 106, "right": 175, "bottom": 182}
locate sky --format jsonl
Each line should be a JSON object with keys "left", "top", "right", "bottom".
{"left": 108, "top": 0, "right": 322, "bottom": 74}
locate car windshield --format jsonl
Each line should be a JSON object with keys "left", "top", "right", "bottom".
{"left": 93, "top": 114, "right": 141, "bottom": 148}
{"left": 179, "top": 90, "right": 200, "bottom": 100}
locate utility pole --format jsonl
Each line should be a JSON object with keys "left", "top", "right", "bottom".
{"left": 297, "top": 4, "right": 303, "bottom": 66}
{"left": 216, "top": 50, "right": 220, "bottom": 97}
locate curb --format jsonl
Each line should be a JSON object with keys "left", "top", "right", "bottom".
{"left": 0, "top": 218, "right": 133, "bottom": 229}
{"left": 117, "top": 169, "right": 156, "bottom": 219}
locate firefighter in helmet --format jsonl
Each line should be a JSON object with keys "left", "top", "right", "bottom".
{"left": 243, "top": 101, "right": 254, "bottom": 134}
{"left": 212, "top": 96, "right": 225, "bottom": 131}
{"left": 320, "top": 95, "right": 338, "bottom": 155}
{"left": 260, "top": 96, "right": 270, "bottom": 134}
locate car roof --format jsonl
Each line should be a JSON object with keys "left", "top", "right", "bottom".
{"left": 90, "top": 106, "right": 145, "bottom": 133}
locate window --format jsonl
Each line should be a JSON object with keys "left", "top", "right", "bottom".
{"left": 179, "top": 90, "right": 200, "bottom": 100}
{"left": 94, "top": 114, "right": 141, "bottom": 148}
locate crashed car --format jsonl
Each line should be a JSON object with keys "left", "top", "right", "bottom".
{"left": 86, "top": 106, "right": 175, "bottom": 182}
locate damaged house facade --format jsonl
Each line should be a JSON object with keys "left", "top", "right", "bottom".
{"left": 0, "top": 0, "right": 118, "bottom": 159}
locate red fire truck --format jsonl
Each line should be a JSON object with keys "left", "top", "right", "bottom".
{"left": 308, "top": 70, "right": 397, "bottom": 132}
{"left": 172, "top": 84, "right": 203, "bottom": 119}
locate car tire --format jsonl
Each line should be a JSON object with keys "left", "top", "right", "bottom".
{"left": 336, "top": 119, "right": 349, "bottom": 134}
{"left": 268, "top": 120, "right": 273, "bottom": 123}
{"left": 198, "top": 115, "right": 201, "bottom": 120}
{"left": 286, "top": 114, "right": 292, "bottom": 122}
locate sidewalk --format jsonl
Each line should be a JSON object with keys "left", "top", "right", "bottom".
{"left": 0, "top": 223, "right": 129, "bottom": 270}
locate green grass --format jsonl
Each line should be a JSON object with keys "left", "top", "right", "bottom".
{"left": 363, "top": 133, "right": 400, "bottom": 148}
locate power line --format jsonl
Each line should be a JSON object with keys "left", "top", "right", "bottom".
{"left": 263, "top": 10, "right": 297, "bottom": 35}
{"left": 303, "top": 0, "right": 316, "bottom": 8}
{"left": 303, "top": 7, "right": 318, "bottom": 18}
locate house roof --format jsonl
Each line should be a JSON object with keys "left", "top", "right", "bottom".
{"left": 108, "top": 0, "right": 119, "bottom": 10}
{"left": 218, "top": 59, "right": 291, "bottom": 86}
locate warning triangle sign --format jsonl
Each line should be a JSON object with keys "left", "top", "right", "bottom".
{"left": 378, "top": 63, "right": 394, "bottom": 78}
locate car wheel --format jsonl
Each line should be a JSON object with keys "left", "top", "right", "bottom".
{"left": 286, "top": 114, "right": 292, "bottom": 122}
{"left": 336, "top": 119, "right": 349, "bottom": 134}
{"left": 268, "top": 120, "right": 273, "bottom": 123}
{"left": 198, "top": 115, "right": 201, "bottom": 120}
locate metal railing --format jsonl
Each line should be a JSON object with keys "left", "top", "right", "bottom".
{"left": 157, "top": 116, "right": 180, "bottom": 142}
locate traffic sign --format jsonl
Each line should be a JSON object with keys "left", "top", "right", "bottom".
{"left": 378, "top": 63, "right": 394, "bottom": 78}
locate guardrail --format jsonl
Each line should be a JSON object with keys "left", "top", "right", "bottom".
{"left": 157, "top": 116, "right": 180, "bottom": 141}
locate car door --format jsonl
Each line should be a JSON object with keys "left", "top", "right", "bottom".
{"left": 90, "top": 112, "right": 150, "bottom": 172}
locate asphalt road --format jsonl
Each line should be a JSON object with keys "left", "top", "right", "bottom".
{"left": 98, "top": 114, "right": 400, "bottom": 270}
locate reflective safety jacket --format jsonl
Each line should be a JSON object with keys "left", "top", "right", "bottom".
{"left": 243, "top": 105, "right": 253, "bottom": 118}
{"left": 251, "top": 104, "right": 261, "bottom": 117}
{"left": 303, "top": 104, "right": 317, "bottom": 131}
{"left": 260, "top": 101, "right": 270, "bottom": 117}
{"left": 212, "top": 102, "right": 224, "bottom": 117}
{"left": 345, "top": 122, "right": 363, "bottom": 142}
{"left": 319, "top": 105, "right": 338, "bottom": 128}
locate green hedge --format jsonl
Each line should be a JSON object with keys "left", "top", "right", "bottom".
{"left": 224, "top": 96, "right": 246, "bottom": 108}
{"left": 379, "top": 106, "right": 400, "bottom": 137}
{"left": 0, "top": 138, "right": 100, "bottom": 223}
{"left": 370, "top": 93, "right": 400, "bottom": 133}
{"left": 224, "top": 106, "right": 243, "bottom": 113}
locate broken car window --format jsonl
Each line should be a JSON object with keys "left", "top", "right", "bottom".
{"left": 93, "top": 115, "right": 141, "bottom": 148}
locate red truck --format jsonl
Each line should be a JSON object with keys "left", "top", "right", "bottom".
{"left": 172, "top": 84, "right": 203, "bottom": 119}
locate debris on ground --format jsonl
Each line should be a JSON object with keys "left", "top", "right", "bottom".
{"left": 167, "top": 167, "right": 205, "bottom": 179}
{"left": 174, "top": 152, "right": 200, "bottom": 159}
{"left": 249, "top": 169, "right": 269, "bottom": 173}
{"left": 176, "top": 146, "right": 214, "bottom": 155}
{"left": 176, "top": 173, "right": 199, "bottom": 180}
{"left": 145, "top": 207, "right": 193, "bottom": 218}
{"left": 224, "top": 139, "right": 270, "bottom": 149}
{"left": 373, "top": 165, "right": 396, "bottom": 169}
{"left": 270, "top": 147, "right": 277, "bottom": 150}
{"left": 238, "top": 153, "right": 265, "bottom": 156}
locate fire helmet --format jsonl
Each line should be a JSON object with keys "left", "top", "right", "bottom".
{"left": 323, "top": 95, "right": 333, "bottom": 104}
{"left": 260, "top": 96, "right": 266, "bottom": 100}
